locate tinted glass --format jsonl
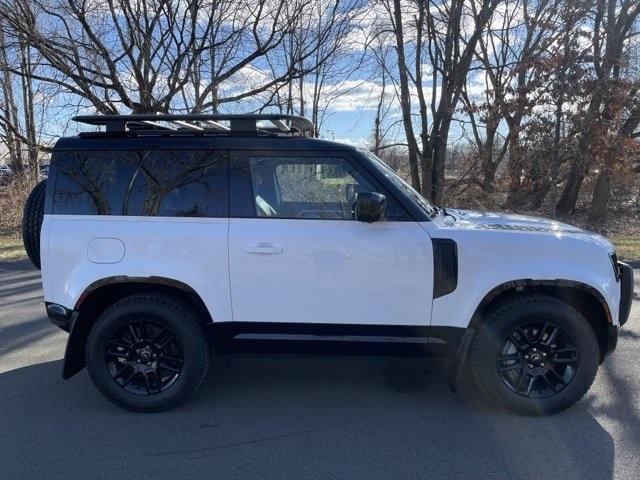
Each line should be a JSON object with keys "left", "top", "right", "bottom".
{"left": 249, "top": 156, "right": 377, "bottom": 220}
{"left": 52, "top": 150, "right": 227, "bottom": 217}
{"left": 360, "top": 149, "right": 436, "bottom": 217}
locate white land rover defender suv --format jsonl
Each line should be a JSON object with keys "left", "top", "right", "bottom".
{"left": 23, "top": 114, "right": 633, "bottom": 414}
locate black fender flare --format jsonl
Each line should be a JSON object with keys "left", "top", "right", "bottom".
{"left": 447, "top": 278, "right": 611, "bottom": 392}
{"left": 63, "top": 276, "right": 209, "bottom": 379}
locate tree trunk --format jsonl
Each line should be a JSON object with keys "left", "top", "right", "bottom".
{"left": 0, "top": 24, "right": 23, "bottom": 174}
{"left": 504, "top": 117, "right": 524, "bottom": 201}
{"left": 426, "top": 111, "right": 452, "bottom": 204}
{"left": 555, "top": 156, "right": 586, "bottom": 214}
{"left": 431, "top": 127, "right": 450, "bottom": 204}
{"left": 392, "top": 0, "right": 421, "bottom": 191}
{"left": 480, "top": 125, "right": 497, "bottom": 192}
{"left": 19, "top": 39, "right": 38, "bottom": 179}
{"left": 587, "top": 167, "right": 610, "bottom": 229}
{"left": 481, "top": 161, "right": 496, "bottom": 193}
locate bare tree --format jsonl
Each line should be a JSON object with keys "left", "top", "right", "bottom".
{"left": 256, "top": 0, "right": 365, "bottom": 137}
{"left": 378, "top": 0, "right": 501, "bottom": 202}
{"left": 0, "top": 0, "right": 315, "bottom": 114}
{"left": 0, "top": 20, "right": 43, "bottom": 178}
{"left": 555, "top": 0, "right": 640, "bottom": 220}
{"left": 468, "top": 0, "right": 564, "bottom": 200}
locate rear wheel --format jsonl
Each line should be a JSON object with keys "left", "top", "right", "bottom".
{"left": 86, "top": 293, "right": 211, "bottom": 412}
{"left": 22, "top": 180, "right": 46, "bottom": 269}
{"left": 470, "top": 294, "right": 599, "bottom": 415}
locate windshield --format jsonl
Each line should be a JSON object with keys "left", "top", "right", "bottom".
{"left": 359, "top": 149, "right": 437, "bottom": 217}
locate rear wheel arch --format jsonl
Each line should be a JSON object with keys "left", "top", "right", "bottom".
{"left": 63, "top": 277, "right": 212, "bottom": 379}
{"left": 85, "top": 292, "right": 211, "bottom": 412}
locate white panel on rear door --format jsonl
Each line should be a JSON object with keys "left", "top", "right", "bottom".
{"left": 44, "top": 215, "right": 231, "bottom": 322}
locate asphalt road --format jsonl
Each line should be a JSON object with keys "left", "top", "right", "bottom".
{"left": 1, "top": 260, "right": 639, "bottom": 480}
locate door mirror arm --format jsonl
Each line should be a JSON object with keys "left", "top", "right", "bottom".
{"left": 355, "top": 192, "right": 386, "bottom": 223}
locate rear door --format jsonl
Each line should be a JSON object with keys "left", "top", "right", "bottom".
{"left": 228, "top": 150, "right": 433, "bottom": 326}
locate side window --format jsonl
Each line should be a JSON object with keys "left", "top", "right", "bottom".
{"left": 130, "top": 150, "right": 227, "bottom": 217}
{"left": 52, "top": 151, "right": 138, "bottom": 215}
{"left": 248, "top": 156, "right": 377, "bottom": 220}
{"left": 52, "top": 150, "right": 228, "bottom": 217}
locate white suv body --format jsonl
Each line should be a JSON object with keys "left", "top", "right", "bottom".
{"left": 32, "top": 114, "right": 632, "bottom": 414}
{"left": 42, "top": 208, "right": 622, "bottom": 330}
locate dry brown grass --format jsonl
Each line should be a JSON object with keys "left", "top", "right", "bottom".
{"left": 0, "top": 176, "right": 35, "bottom": 236}
{"left": 611, "top": 236, "right": 640, "bottom": 262}
{"left": 0, "top": 177, "right": 34, "bottom": 262}
{"left": 0, "top": 234, "right": 25, "bottom": 262}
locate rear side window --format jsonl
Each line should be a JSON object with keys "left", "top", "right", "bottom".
{"left": 52, "top": 150, "right": 228, "bottom": 217}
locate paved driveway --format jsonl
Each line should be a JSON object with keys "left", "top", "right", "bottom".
{"left": 1, "top": 260, "right": 639, "bottom": 479}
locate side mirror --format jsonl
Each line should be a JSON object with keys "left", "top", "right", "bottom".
{"left": 355, "top": 192, "right": 386, "bottom": 223}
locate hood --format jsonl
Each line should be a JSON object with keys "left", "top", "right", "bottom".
{"left": 445, "top": 208, "right": 584, "bottom": 234}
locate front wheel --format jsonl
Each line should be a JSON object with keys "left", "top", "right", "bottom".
{"left": 86, "top": 293, "right": 211, "bottom": 412}
{"left": 470, "top": 294, "right": 599, "bottom": 415}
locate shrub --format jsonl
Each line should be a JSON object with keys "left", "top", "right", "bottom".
{"left": 0, "top": 176, "right": 37, "bottom": 237}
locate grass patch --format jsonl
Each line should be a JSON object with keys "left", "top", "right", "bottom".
{"left": 0, "top": 234, "right": 26, "bottom": 262}
{"left": 611, "top": 235, "right": 640, "bottom": 262}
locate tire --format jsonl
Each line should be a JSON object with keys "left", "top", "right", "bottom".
{"left": 21, "top": 180, "right": 46, "bottom": 269}
{"left": 86, "top": 293, "right": 211, "bottom": 412}
{"left": 470, "top": 294, "right": 599, "bottom": 415}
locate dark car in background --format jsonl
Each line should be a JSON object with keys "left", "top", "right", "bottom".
{"left": 0, "top": 164, "right": 13, "bottom": 185}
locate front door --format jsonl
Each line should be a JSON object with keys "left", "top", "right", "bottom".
{"left": 228, "top": 152, "right": 433, "bottom": 326}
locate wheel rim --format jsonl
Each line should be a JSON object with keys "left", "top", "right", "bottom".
{"left": 105, "top": 320, "right": 183, "bottom": 395}
{"left": 497, "top": 321, "right": 579, "bottom": 399}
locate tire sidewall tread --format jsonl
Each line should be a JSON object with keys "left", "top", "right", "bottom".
{"left": 470, "top": 293, "right": 600, "bottom": 416}
{"left": 22, "top": 180, "right": 46, "bottom": 269}
{"left": 85, "top": 293, "right": 211, "bottom": 412}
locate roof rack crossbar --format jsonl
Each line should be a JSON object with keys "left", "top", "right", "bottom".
{"left": 139, "top": 120, "right": 171, "bottom": 130}
{"left": 171, "top": 120, "right": 204, "bottom": 131}
{"left": 73, "top": 114, "right": 314, "bottom": 136}
{"left": 204, "top": 120, "right": 230, "bottom": 131}
{"left": 271, "top": 119, "right": 290, "bottom": 132}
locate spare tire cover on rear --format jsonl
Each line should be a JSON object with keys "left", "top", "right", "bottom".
{"left": 22, "top": 180, "right": 46, "bottom": 269}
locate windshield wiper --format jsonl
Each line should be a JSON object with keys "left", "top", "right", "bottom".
{"left": 431, "top": 205, "right": 456, "bottom": 222}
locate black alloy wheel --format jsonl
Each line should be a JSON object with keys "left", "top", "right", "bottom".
{"left": 86, "top": 293, "right": 211, "bottom": 412}
{"left": 497, "top": 321, "right": 578, "bottom": 398}
{"left": 470, "top": 294, "right": 599, "bottom": 415}
{"left": 106, "top": 320, "right": 184, "bottom": 395}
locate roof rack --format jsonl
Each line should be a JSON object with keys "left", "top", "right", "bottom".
{"left": 72, "top": 114, "right": 314, "bottom": 136}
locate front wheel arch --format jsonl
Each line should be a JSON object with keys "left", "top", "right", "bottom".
{"left": 469, "top": 293, "right": 600, "bottom": 414}
{"left": 468, "top": 280, "right": 611, "bottom": 361}
{"left": 449, "top": 279, "right": 612, "bottom": 393}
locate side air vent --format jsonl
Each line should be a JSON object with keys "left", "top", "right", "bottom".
{"left": 433, "top": 239, "right": 458, "bottom": 298}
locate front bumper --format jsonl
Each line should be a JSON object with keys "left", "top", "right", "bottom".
{"left": 606, "top": 262, "right": 635, "bottom": 356}
{"left": 618, "top": 262, "right": 634, "bottom": 327}
{"left": 45, "top": 302, "right": 73, "bottom": 332}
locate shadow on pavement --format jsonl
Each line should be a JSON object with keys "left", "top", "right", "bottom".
{"left": 0, "top": 315, "right": 56, "bottom": 357}
{"left": 0, "top": 259, "right": 34, "bottom": 272}
{"left": 0, "top": 355, "right": 614, "bottom": 480}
